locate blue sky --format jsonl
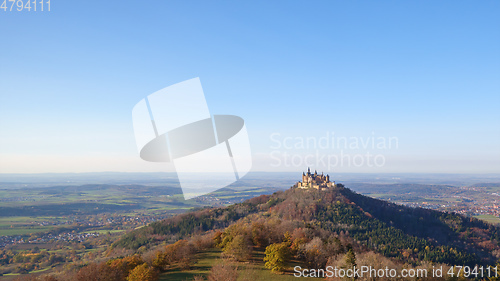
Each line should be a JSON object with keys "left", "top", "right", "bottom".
{"left": 0, "top": 0, "right": 499, "bottom": 173}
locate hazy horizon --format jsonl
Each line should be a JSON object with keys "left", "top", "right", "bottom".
{"left": 1, "top": 1, "right": 499, "bottom": 174}
{"left": 1, "top": 171, "right": 499, "bottom": 191}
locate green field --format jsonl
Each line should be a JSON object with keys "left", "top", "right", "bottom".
{"left": 0, "top": 184, "right": 279, "bottom": 240}
{"left": 0, "top": 226, "right": 53, "bottom": 236}
{"left": 78, "top": 229, "right": 125, "bottom": 234}
{"left": 0, "top": 216, "right": 56, "bottom": 236}
{"left": 474, "top": 214, "right": 500, "bottom": 225}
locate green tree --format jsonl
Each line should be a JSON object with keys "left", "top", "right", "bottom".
{"left": 344, "top": 248, "right": 356, "bottom": 267}
{"left": 343, "top": 248, "right": 357, "bottom": 281}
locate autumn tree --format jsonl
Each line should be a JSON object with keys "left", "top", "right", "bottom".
{"left": 264, "top": 242, "right": 290, "bottom": 273}
{"left": 151, "top": 250, "right": 166, "bottom": 270}
{"left": 208, "top": 262, "right": 238, "bottom": 281}
{"left": 251, "top": 222, "right": 267, "bottom": 247}
{"left": 126, "top": 263, "right": 158, "bottom": 281}
{"left": 223, "top": 235, "right": 252, "bottom": 261}
{"left": 75, "top": 262, "right": 123, "bottom": 281}
{"left": 108, "top": 255, "right": 143, "bottom": 277}
{"left": 151, "top": 239, "right": 194, "bottom": 270}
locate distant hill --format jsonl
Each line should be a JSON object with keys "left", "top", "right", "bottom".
{"left": 115, "top": 184, "right": 500, "bottom": 266}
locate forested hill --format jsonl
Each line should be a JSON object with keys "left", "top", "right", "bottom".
{"left": 115, "top": 184, "right": 500, "bottom": 266}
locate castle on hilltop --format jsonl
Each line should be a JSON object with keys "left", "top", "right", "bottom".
{"left": 293, "top": 168, "right": 335, "bottom": 190}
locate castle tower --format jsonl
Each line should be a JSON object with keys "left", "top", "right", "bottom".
{"left": 294, "top": 169, "right": 334, "bottom": 190}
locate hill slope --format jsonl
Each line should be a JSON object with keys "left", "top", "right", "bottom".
{"left": 115, "top": 184, "right": 500, "bottom": 266}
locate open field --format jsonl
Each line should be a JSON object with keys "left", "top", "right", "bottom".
{"left": 0, "top": 184, "right": 281, "bottom": 241}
